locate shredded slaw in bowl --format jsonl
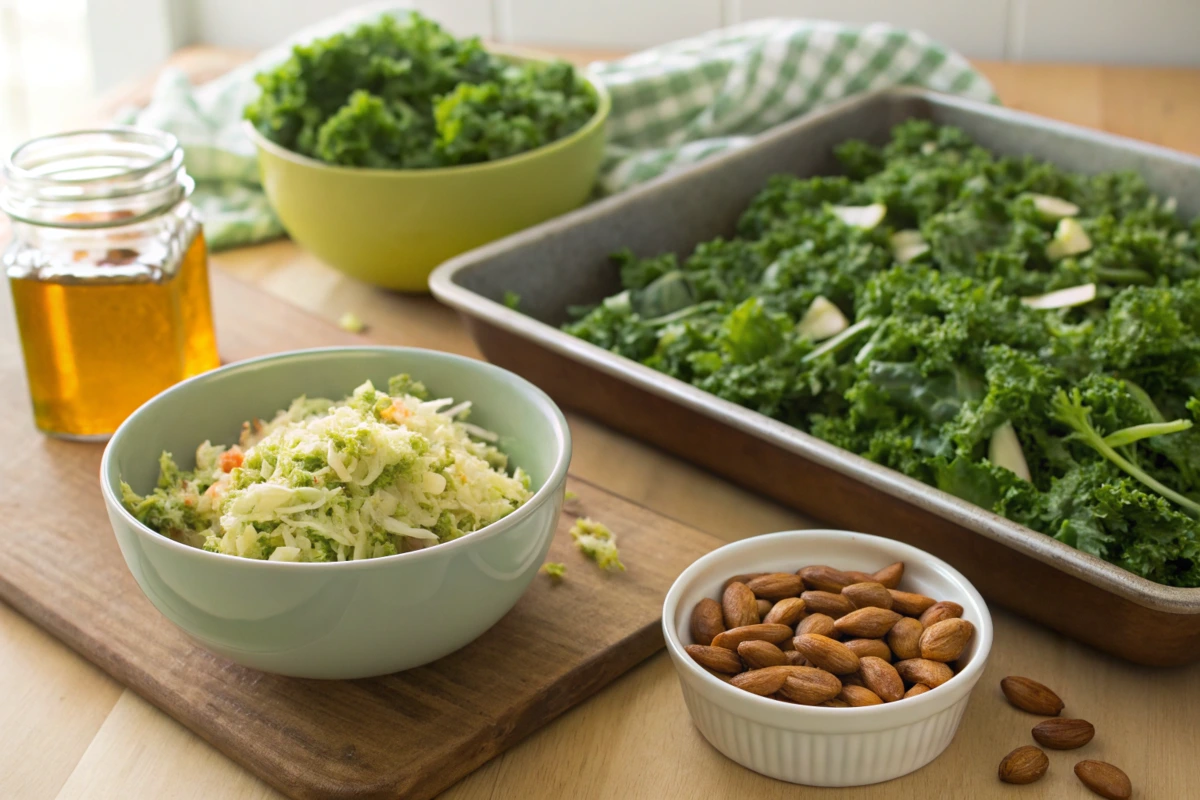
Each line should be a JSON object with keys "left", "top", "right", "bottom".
{"left": 120, "top": 373, "right": 532, "bottom": 562}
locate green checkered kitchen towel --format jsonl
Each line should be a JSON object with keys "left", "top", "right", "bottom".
{"left": 118, "top": 6, "right": 994, "bottom": 251}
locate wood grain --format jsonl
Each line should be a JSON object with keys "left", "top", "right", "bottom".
{"left": 3, "top": 46, "right": 1200, "bottom": 800}
{"left": 0, "top": 271, "right": 722, "bottom": 799}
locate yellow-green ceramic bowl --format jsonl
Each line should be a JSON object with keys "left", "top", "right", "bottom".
{"left": 247, "top": 65, "right": 610, "bottom": 293}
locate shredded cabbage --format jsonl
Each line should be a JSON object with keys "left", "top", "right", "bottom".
{"left": 120, "top": 374, "right": 532, "bottom": 562}
{"left": 569, "top": 518, "right": 625, "bottom": 571}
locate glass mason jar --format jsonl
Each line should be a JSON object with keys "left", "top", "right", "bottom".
{"left": 2, "top": 128, "right": 220, "bottom": 440}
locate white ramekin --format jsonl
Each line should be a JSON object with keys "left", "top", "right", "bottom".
{"left": 662, "top": 529, "right": 992, "bottom": 787}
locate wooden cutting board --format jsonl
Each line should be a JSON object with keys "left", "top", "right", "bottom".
{"left": 0, "top": 271, "right": 722, "bottom": 800}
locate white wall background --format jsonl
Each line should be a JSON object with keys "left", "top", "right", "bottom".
{"left": 1, "top": 0, "right": 94, "bottom": 155}
{"left": 87, "top": 0, "right": 1200, "bottom": 90}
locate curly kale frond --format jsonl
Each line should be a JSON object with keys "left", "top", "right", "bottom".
{"left": 245, "top": 13, "right": 597, "bottom": 168}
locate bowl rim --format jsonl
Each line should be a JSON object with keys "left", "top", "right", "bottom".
{"left": 99, "top": 346, "right": 572, "bottom": 572}
{"left": 244, "top": 52, "right": 612, "bottom": 179}
{"left": 662, "top": 529, "right": 993, "bottom": 727}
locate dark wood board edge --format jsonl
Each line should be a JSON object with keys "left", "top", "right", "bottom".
{"left": 467, "top": 318, "right": 1200, "bottom": 667}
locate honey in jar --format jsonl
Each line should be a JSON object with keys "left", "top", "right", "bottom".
{"left": 2, "top": 129, "right": 220, "bottom": 439}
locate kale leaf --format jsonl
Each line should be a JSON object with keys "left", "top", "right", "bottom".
{"left": 245, "top": 13, "right": 597, "bottom": 169}
{"left": 563, "top": 120, "right": 1200, "bottom": 586}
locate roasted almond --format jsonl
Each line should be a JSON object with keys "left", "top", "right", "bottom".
{"left": 889, "top": 589, "right": 937, "bottom": 617}
{"left": 779, "top": 635, "right": 796, "bottom": 651}
{"left": 843, "top": 638, "right": 892, "bottom": 662}
{"left": 797, "top": 565, "right": 857, "bottom": 593}
{"left": 711, "top": 623, "right": 794, "bottom": 650}
{"left": 756, "top": 598, "right": 773, "bottom": 617}
{"left": 837, "top": 684, "right": 883, "bottom": 706}
{"left": 895, "top": 658, "right": 954, "bottom": 689}
{"left": 820, "top": 698, "right": 849, "bottom": 708}
{"left": 723, "top": 572, "right": 767, "bottom": 589}
{"left": 887, "top": 617, "right": 923, "bottom": 660}
{"left": 730, "top": 666, "right": 791, "bottom": 696}
{"left": 785, "top": 650, "right": 808, "bottom": 666}
{"left": 779, "top": 669, "right": 842, "bottom": 705}
{"left": 763, "top": 596, "right": 806, "bottom": 626}
{"left": 842, "top": 581, "right": 894, "bottom": 610}
{"left": 684, "top": 644, "right": 742, "bottom": 674}
{"left": 903, "top": 683, "right": 931, "bottom": 699}
{"left": 918, "top": 600, "right": 963, "bottom": 627}
{"left": 737, "top": 639, "right": 787, "bottom": 670}
{"left": 858, "top": 656, "right": 904, "bottom": 702}
{"left": 793, "top": 633, "right": 861, "bottom": 675}
{"left": 834, "top": 606, "right": 902, "bottom": 638}
{"left": 841, "top": 672, "right": 865, "bottom": 688}
{"left": 1074, "top": 760, "right": 1132, "bottom": 800}
{"left": 919, "top": 618, "right": 975, "bottom": 662}
{"left": 801, "top": 590, "right": 855, "bottom": 619}
{"left": 999, "top": 745, "right": 1049, "bottom": 785}
{"left": 795, "top": 612, "right": 837, "bottom": 638}
{"left": 747, "top": 572, "right": 805, "bottom": 600}
{"left": 1033, "top": 718, "right": 1095, "bottom": 750}
{"left": 689, "top": 598, "right": 725, "bottom": 646}
{"left": 872, "top": 561, "right": 904, "bottom": 589}
{"left": 722, "top": 581, "right": 760, "bottom": 629}
{"left": 843, "top": 569, "right": 877, "bottom": 584}
{"left": 1000, "top": 676, "right": 1065, "bottom": 716}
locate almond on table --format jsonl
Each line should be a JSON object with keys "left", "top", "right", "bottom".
{"left": 999, "top": 745, "right": 1049, "bottom": 785}
{"left": 1032, "top": 718, "right": 1094, "bottom": 750}
{"left": 1000, "top": 676, "right": 1065, "bottom": 716}
{"left": 1074, "top": 760, "right": 1132, "bottom": 800}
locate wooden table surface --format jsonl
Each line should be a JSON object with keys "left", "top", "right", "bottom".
{"left": 4, "top": 46, "right": 1200, "bottom": 800}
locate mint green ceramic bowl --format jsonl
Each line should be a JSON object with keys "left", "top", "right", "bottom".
{"left": 100, "top": 347, "right": 571, "bottom": 679}
{"left": 247, "top": 59, "right": 610, "bottom": 293}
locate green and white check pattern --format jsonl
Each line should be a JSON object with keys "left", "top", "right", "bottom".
{"left": 596, "top": 19, "right": 994, "bottom": 193}
{"left": 119, "top": 9, "right": 994, "bottom": 250}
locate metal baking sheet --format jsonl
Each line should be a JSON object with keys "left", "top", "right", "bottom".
{"left": 430, "top": 88, "right": 1200, "bottom": 665}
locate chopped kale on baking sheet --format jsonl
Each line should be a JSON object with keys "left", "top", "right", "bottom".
{"left": 564, "top": 120, "right": 1200, "bottom": 587}
{"left": 245, "top": 13, "right": 598, "bottom": 169}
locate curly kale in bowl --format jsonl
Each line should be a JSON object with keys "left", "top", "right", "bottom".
{"left": 565, "top": 120, "right": 1200, "bottom": 587}
{"left": 245, "top": 13, "right": 599, "bottom": 169}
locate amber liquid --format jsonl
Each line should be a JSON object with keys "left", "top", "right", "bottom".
{"left": 9, "top": 233, "right": 220, "bottom": 438}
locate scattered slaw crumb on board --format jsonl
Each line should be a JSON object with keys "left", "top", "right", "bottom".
{"left": 121, "top": 373, "right": 532, "bottom": 562}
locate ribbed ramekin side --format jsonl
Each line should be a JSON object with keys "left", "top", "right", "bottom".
{"left": 678, "top": 681, "right": 970, "bottom": 787}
